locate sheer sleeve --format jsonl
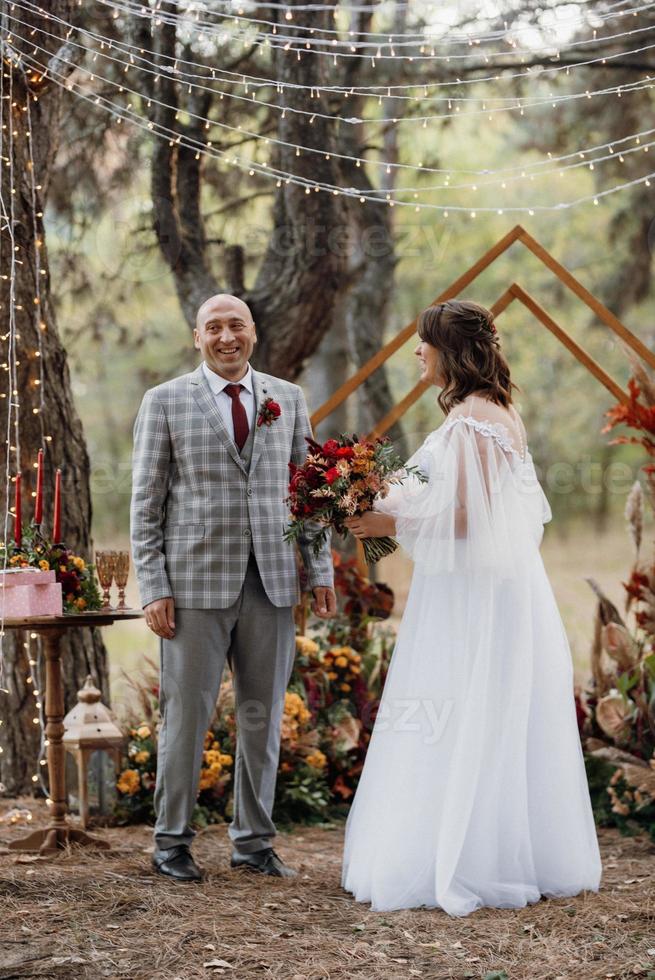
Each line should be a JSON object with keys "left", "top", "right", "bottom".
{"left": 374, "top": 418, "right": 549, "bottom": 576}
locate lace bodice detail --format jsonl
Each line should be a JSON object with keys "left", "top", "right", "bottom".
{"left": 410, "top": 415, "right": 527, "bottom": 479}
{"left": 442, "top": 414, "right": 527, "bottom": 463}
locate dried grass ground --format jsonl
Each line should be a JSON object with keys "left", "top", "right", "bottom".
{"left": 0, "top": 798, "right": 653, "bottom": 980}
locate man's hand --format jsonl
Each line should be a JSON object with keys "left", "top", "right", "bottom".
{"left": 312, "top": 586, "right": 338, "bottom": 619}
{"left": 144, "top": 597, "right": 176, "bottom": 639}
{"left": 344, "top": 511, "right": 396, "bottom": 539}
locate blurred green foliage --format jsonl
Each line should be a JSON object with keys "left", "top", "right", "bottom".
{"left": 49, "top": 79, "right": 652, "bottom": 541}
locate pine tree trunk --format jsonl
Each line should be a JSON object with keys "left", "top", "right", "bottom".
{"left": 0, "top": 2, "right": 108, "bottom": 796}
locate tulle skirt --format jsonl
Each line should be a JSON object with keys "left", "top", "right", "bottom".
{"left": 341, "top": 547, "right": 602, "bottom": 916}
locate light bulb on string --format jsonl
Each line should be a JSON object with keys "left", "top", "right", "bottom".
{"left": 9, "top": 1, "right": 655, "bottom": 114}
{"left": 10, "top": 25, "right": 655, "bottom": 196}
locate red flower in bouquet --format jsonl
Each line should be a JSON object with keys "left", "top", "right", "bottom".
{"left": 284, "top": 433, "right": 426, "bottom": 564}
{"left": 257, "top": 397, "right": 282, "bottom": 427}
{"left": 59, "top": 569, "right": 81, "bottom": 596}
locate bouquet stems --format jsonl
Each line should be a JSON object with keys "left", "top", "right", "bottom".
{"left": 362, "top": 535, "right": 398, "bottom": 565}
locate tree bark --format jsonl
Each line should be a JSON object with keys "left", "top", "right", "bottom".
{"left": 0, "top": 1, "right": 108, "bottom": 796}
{"left": 144, "top": 0, "right": 351, "bottom": 381}
{"left": 337, "top": 4, "right": 409, "bottom": 458}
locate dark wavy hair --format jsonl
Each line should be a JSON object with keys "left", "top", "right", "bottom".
{"left": 417, "top": 299, "right": 519, "bottom": 415}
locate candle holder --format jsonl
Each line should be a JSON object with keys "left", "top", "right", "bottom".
{"left": 113, "top": 551, "right": 130, "bottom": 610}
{"left": 95, "top": 551, "right": 117, "bottom": 610}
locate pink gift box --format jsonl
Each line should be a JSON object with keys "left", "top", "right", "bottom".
{"left": 0, "top": 569, "right": 62, "bottom": 617}
{"left": 0, "top": 569, "right": 57, "bottom": 587}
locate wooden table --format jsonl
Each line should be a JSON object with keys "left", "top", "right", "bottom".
{"left": 3, "top": 609, "right": 143, "bottom": 855}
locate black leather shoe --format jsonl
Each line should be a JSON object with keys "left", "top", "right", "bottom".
{"left": 152, "top": 844, "right": 203, "bottom": 882}
{"left": 230, "top": 846, "right": 297, "bottom": 878}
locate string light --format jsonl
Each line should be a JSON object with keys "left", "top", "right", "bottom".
{"left": 23, "top": 633, "right": 47, "bottom": 792}
{"left": 11, "top": 42, "right": 655, "bottom": 214}
{"left": 101, "top": 0, "right": 655, "bottom": 62}
{"left": 8, "top": 27, "right": 655, "bottom": 202}
{"left": 0, "top": 49, "right": 19, "bottom": 697}
{"left": 10, "top": 5, "right": 655, "bottom": 137}
{"left": 98, "top": 0, "right": 650, "bottom": 48}
{"left": 0, "top": 47, "right": 49, "bottom": 791}
{"left": 15, "top": 0, "right": 655, "bottom": 103}
{"left": 100, "top": 0, "right": 630, "bottom": 13}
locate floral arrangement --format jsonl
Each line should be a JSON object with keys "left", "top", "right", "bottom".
{"left": 579, "top": 357, "right": 655, "bottom": 841}
{"left": 257, "top": 397, "right": 281, "bottom": 427}
{"left": 284, "top": 433, "right": 425, "bottom": 564}
{"left": 114, "top": 716, "right": 235, "bottom": 828}
{"left": 0, "top": 524, "right": 102, "bottom": 613}
{"left": 114, "top": 551, "right": 396, "bottom": 827}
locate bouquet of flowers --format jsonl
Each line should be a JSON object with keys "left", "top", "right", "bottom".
{"left": 285, "top": 434, "right": 426, "bottom": 564}
{"left": 0, "top": 524, "right": 102, "bottom": 613}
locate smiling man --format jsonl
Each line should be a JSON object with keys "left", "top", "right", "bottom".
{"left": 130, "top": 293, "right": 336, "bottom": 883}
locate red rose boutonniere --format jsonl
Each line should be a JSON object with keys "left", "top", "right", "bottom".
{"left": 257, "top": 397, "right": 282, "bottom": 427}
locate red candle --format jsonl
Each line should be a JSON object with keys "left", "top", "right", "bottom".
{"left": 53, "top": 468, "right": 62, "bottom": 543}
{"left": 14, "top": 473, "right": 22, "bottom": 548}
{"left": 34, "top": 448, "right": 44, "bottom": 525}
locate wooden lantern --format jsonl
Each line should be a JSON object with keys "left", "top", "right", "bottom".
{"left": 63, "top": 675, "right": 124, "bottom": 829}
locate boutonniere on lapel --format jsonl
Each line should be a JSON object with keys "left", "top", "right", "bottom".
{"left": 257, "top": 396, "right": 282, "bottom": 428}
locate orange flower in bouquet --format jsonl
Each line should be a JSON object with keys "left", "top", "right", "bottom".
{"left": 284, "top": 434, "right": 425, "bottom": 564}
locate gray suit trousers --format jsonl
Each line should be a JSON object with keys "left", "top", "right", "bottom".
{"left": 153, "top": 552, "right": 296, "bottom": 853}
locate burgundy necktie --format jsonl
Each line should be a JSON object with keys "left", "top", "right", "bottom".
{"left": 224, "top": 383, "right": 250, "bottom": 451}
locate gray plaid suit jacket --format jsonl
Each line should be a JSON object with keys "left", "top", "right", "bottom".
{"left": 130, "top": 363, "right": 334, "bottom": 609}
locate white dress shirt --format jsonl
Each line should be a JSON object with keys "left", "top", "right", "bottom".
{"left": 202, "top": 360, "right": 256, "bottom": 443}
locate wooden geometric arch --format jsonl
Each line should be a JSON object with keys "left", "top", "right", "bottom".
{"left": 311, "top": 225, "right": 654, "bottom": 438}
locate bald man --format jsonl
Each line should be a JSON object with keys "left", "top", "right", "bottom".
{"left": 131, "top": 294, "right": 336, "bottom": 883}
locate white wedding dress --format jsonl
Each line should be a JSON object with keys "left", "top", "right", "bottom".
{"left": 341, "top": 394, "right": 602, "bottom": 916}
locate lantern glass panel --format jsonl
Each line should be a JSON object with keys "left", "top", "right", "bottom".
{"left": 66, "top": 749, "right": 118, "bottom": 822}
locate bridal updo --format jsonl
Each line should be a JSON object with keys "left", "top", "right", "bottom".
{"left": 417, "top": 299, "right": 518, "bottom": 414}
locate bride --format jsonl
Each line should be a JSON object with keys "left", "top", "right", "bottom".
{"left": 341, "top": 299, "right": 602, "bottom": 917}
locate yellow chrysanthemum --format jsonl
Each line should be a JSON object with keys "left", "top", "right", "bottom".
{"left": 219, "top": 754, "right": 233, "bottom": 766}
{"left": 72, "top": 555, "right": 86, "bottom": 570}
{"left": 136, "top": 725, "right": 151, "bottom": 739}
{"left": 117, "top": 769, "right": 141, "bottom": 795}
{"left": 198, "top": 769, "right": 218, "bottom": 791}
{"left": 295, "top": 635, "right": 319, "bottom": 657}
{"left": 38, "top": 559, "right": 50, "bottom": 571}
{"left": 352, "top": 458, "right": 375, "bottom": 475}
{"left": 285, "top": 692, "right": 309, "bottom": 720}
{"left": 340, "top": 682, "right": 351, "bottom": 692}
{"left": 134, "top": 750, "right": 150, "bottom": 764}
{"left": 305, "top": 750, "right": 327, "bottom": 770}
{"left": 75, "top": 597, "right": 87, "bottom": 610}
{"left": 335, "top": 656, "right": 348, "bottom": 669}
{"left": 327, "top": 671, "right": 338, "bottom": 681}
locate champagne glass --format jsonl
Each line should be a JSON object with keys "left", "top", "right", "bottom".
{"left": 95, "top": 551, "right": 117, "bottom": 609}
{"left": 114, "top": 551, "right": 130, "bottom": 610}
